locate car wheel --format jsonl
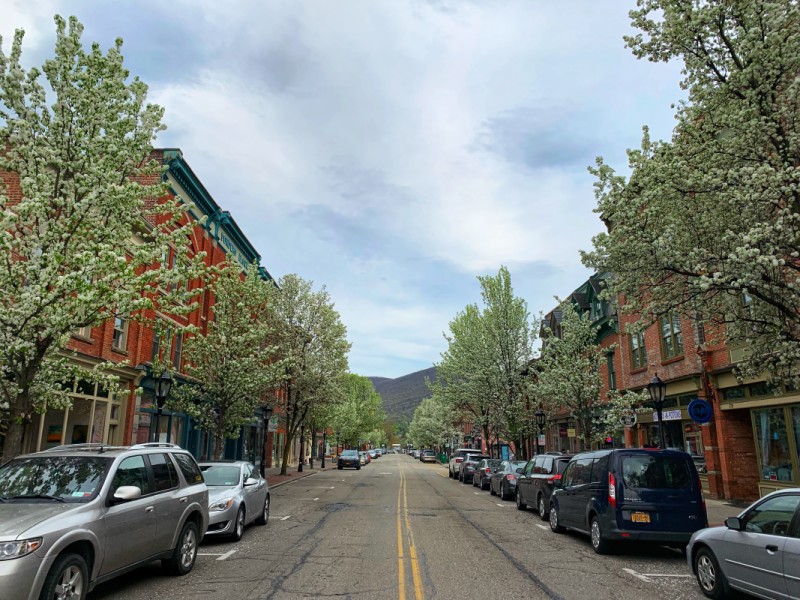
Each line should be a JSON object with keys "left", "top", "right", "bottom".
{"left": 516, "top": 489, "right": 526, "bottom": 511}
{"left": 590, "top": 516, "right": 611, "bottom": 554}
{"left": 357, "top": 465, "right": 361, "bottom": 470}
{"left": 40, "top": 552, "right": 88, "bottom": 600}
{"left": 255, "top": 494, "right": 270, "bottom": 525}
{"left": 695, "top": 547, "right": 727, "bottom": 599}
{"left": 163, "top": 520, "right": 199, "bottom": 575}
{"left": 538, "top": 495, "right": 548, "bottom": 520}
{"left": 549, "top": 504, "right": 564, "bottom": 533}
{"left": 231, "top": 506, "right": 246, "bottom": 541}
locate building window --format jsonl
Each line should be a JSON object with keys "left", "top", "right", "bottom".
{"left": 630, "top": 332, "right": 647, "bottom": 370}
{"left": 73, "top": 325, "right": 92, "bottom": 339}
{"left": 172, "top": 332, "right": 183, "bottom": 370}
{"left": 660, "top": 313, "right": 683, "bottom": 360}
{"left": 754, "top": 407, "right": 794, "bottom": 482}
{"left": 607, "top": 351, "right": 616, "bottom": 390}
{"left": 112, "top": 316, "right": 128, "bottom": 351}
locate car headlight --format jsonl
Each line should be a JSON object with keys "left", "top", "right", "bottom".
{"left": 0, "top": 538, "right": 42, "bottom": 560}
{"left": 209, "top": 498, "right": 235, "bottom": 512}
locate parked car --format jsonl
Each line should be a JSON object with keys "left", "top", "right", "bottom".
{"left": 472, "top": 458, "right": 503, "bottom": 490}
{"left": 459, "top": 453, "right": 491, "bottom": 484}
{"left": 368, "top": 449, "right": 379, "bottom": 460}
{"left": 0, "top": 442, "right": 209, "bottom": 600}
{"left": 449, "top": 448, "right": 481, "bottom": 479}
{"left": 688, "top": 489, "right": 800, "bottom": 599}
{"left": 198, "top": 461, "right": 269, "bottom": 541}
{"left": 515, "top": 453, "right": 574, "bottom": 518}
{"left": 359, "top": 451, "right": 369, "bottom": 465}
{"left": 489, "top": 460, "right": 527, "bottom": 500}
{"left": 420, "top": 450, "right": 437, "bottom": 463}
{"left": 549, "top": 449, "right": 707, "bottom": 554}
{"left": 338, "top": 449, "right": 362, "bottom": 470}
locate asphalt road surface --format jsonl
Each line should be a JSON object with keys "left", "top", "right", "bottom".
{"left": 90, "top": 454, "right": 709, "bottom": 600}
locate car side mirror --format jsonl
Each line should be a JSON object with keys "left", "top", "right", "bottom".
{"left": 244, "top": 477, "right": 259, "bottom": 487}
{"left": 112, "top": 485, "right": 142, "bottom": 503}
{"left": 725, "top": 516, "right": 743, "bottom": 531}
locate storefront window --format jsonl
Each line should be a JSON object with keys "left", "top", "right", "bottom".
{"left": 754, "top": 408, "right": 794, "bottom": 482}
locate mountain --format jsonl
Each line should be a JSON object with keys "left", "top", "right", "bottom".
{"left": 369, "top": 367, "right": 437, "bottom": 420}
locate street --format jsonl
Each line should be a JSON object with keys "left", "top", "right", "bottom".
{"left": 90, "top": 454, "right": 707, "bottom": 600}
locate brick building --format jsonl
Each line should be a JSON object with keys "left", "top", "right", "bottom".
{"left": 14, "top": 149, "right": 286, "bottom": 467}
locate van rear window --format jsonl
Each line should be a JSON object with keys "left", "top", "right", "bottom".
{"left": 621, "top": 455, "right": 692, "bottom": 489}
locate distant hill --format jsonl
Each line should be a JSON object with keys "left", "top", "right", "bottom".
{"left": 369, "top": 367, "right": 436, "bottom": 420}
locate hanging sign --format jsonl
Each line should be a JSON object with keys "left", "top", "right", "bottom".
{"left": 620, "top": 411, "right": 637, "bottom": 428}
{"left": 688, "top": 399, "right": 713, "bottom": 424}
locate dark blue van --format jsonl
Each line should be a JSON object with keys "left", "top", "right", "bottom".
{"left": 549, "top": 448, "right": 708, "bottom": 554}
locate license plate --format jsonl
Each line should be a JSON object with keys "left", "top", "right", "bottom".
{"left": 631, "top": 512, "right": 650, "bottom": 523}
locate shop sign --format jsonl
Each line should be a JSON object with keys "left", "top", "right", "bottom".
{"left": 268, "top": 416, "right": 279, "bottom": 432}
{"left": 620, "top": 411, "right": 637, "bottom": 428}
{"left": 688, "top": 399, "right": 713, "bottom": 424}
{"left": 559, "top": 425, "right": 568, "bottom": 438}
{"left": 651, "top": 409, "right": 682, "bottom": 422}
{"left": 567, "top": 428, "right": 576, "bottom": 438}
{"left": 538, "top": 434, "right": 546, "bottom": 447}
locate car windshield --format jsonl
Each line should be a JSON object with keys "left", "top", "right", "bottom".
{"left": 621, "top": 455, "right": 692, "bottom": 489}
{"left": 341, "top": 450, "right": 359, "bottom": 458}
{"left": 0, "top": 455, "right": 111, "bottom": 503}
{"left": 200, "top": 465, "right": 241, "bottom": 486}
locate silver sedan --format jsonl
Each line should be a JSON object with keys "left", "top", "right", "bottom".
{"left": 199, "top": 461, "right": 270, "bottom": 541}
{"left": 688, "top": 488, "right": 800, "bottom": 599}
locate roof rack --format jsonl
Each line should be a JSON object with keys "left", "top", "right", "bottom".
{"left": 129, "top": 442, "right": 183, "bottom": 450}
{"left": 42, "top": 443, "right": 126, "bottom": 453}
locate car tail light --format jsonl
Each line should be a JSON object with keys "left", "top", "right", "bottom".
{"left": 608, "top": 472, "right": 617, "bottom": 508}
{"left": 546, "top": 474, "right": 561, "bottom": 484}
{"left": 507, "top": 475, "right": 516, "bottom": 481}
{"left": 484, "top": 467, "right": 492, "bottom": 473}
{"left": 455, "top": 457, "right": 463, "bottom": 463}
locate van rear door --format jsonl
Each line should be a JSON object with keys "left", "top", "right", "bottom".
{"left": 616, "top": 452, "right": 706, "bottom": 533}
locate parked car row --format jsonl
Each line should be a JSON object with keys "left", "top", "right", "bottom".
{"left": 447, "top": 447, "right": 800, "bottom": 598}
{"left": 0, "top": 442, "right": 270, "bottom": 600}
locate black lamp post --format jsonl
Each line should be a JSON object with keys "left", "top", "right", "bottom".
{"left": 647, "top": 373, "right": 668, "bottom": 449}
{"left": 298, "top": 422, "right": 305, "bottom": 473}
{"left": 261, "top": 406, "right": 273, "bottom": 476}
{"left": 534, "top": 409, "right": 546, "bottom": 456}
{"left": 321, "top": 429, "right": 327, "bottom": 469}
{"left": 152, "top": 371, "right": 173, "bottom": 443}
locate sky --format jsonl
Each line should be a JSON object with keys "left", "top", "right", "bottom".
{"left": 2, "top": 1, "right": 684, "bottom": 379}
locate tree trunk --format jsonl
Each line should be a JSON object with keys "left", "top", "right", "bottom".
{"left": 280, "top": 433, "right": 293, "bottom": 476}
{"left": 213, "top": 432, "right": 224, "bottom": 460}
{"left": 2, "top": 419, "right": 26, "bottom": 462}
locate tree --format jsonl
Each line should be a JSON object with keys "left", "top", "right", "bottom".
{"left": 265, "top": 274, "right": 350, "bottom": 475}
{"left": 328, "top": 374, "right": 385, "bottom": 448}
{"left": 582, "top": 0, "right": 800, "bottom": 385}
{"left": 407, "top": 393, "right": 459, "bottom": 450}
{"left": 0, "top": 16, "right": 204, "bottom": 459}
{"left": 535, "top": 302, "right": 607, "bottom": 451}
{"left": 432, "top": 267, "right": 537, "bottom": 455}
{"left": 170, "top": 263, "right": 281, "bottom": 460}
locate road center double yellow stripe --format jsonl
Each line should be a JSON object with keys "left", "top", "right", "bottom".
{"left": 397, "top": 469, "right": 424, "bottom": 600}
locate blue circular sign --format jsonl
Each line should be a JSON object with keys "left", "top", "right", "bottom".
{"left": 688, "top": 399, "right": 713, "bottom": 424}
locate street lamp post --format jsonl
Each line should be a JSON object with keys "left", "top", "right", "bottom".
{"left": 534, "top": 409, "right": 546, "bottom": 456}
{"left": 261, "top": 406, "right": 273, "bottom": 476}
{"left": 298, "top": 422, "right": 306, "bottom": 473}
{"left": 647, "top": 374, "right": 668, "bottom": 449}
{"left": 152, "top": 371, "right": 173, "bottom": 443}
{"left": 321, "top": 429, "right": 327, "bottom": 469}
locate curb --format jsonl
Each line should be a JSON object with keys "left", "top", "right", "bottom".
{"left": 268, "top": 469, "right": 324, "bottom": 489}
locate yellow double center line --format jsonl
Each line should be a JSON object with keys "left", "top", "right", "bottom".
{"left": 397, "top": 469, "right": 424, "bottom": 600}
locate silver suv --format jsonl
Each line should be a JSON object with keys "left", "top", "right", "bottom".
{"left": 0, "top": 442, "right": 209, "bottom": 600}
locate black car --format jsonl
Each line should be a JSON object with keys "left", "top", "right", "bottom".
{"left": 472, "top": 458, "right": 502, "bottom": 490}
{"left": 459, "top": 453, "right": 490, "bottom": 484}
{"left": 489, "top": 460, "right": 527, "bottom": 500}
{"left": 337, "top": 449, "right": 361, "bottom": 470}
{"left": 549, "top": 449, "right": 707, "bottom": 554}
{"left": 515, "top": 453, "right": 574, "bottom": 518}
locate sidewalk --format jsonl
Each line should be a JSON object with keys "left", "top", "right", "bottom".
{"left": 705, "top": 496, "right": 748, "bottom": 526}
{"left": 264, "top": 462, "right": 336, "bottom": 488}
